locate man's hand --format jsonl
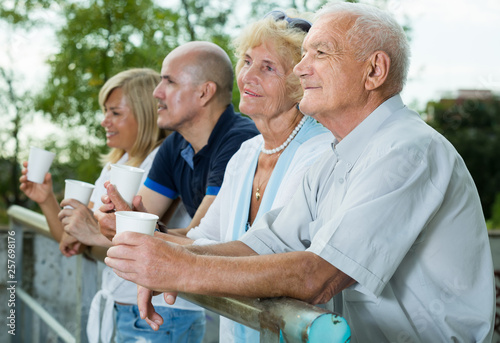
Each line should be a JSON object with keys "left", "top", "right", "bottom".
{"left": 137, "top": 286, "right": 165, "bottom": 330}
{"left": 105, "top": 231, "right": 193, "bottom": 292}
{"left": 94, "top": 182, "right": 148, "bottom": 240}
{"left": 135, "top": 285, "right": 179, "bottom": 331}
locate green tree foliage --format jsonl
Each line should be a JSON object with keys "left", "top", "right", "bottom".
{"left": 427, "top": 94, "right": 500, "bottom": 219}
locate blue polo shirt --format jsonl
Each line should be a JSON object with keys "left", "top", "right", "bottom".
{"left": 144, "top": 105, "right": 259, "bottom": 218}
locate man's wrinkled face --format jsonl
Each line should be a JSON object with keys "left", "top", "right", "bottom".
{"left": 294, "top": 13, "right": 366, "bottom": 122}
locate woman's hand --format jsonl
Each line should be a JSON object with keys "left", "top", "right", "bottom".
{"left": 59, "top": 232, "right": 86, "bottom": 257}
{"left": 59, "top": 199, "right": 111, "bottom": 247}
{"left": 19, "top": 161, "right": 54, "bottom": 204}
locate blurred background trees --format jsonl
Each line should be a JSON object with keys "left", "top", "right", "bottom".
{"left": 1, "top": 0, "right": 499, "bottom": 228}
{"left": 426, "top": 91, "right": 500, "bottom": 226}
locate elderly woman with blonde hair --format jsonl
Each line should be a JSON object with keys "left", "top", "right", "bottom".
{"left": 188, "top": 12, "right": 333, "bottom": 342}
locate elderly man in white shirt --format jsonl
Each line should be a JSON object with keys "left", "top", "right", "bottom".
{"left": 242, "top": 93, "right": 494, "bottom": 341}
{"left": 105, "top": 2, "right": 495, "bottom": 342}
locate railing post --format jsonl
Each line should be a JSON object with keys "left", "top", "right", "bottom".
{"left": 75, "top": 254, "right": 97, "bottom": 343}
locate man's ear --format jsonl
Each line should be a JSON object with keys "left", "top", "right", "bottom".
{"left": 365, "top": 51, "right": 390, "bottom": 91}
{"left": 198, "top": 81, "right": 217, "bottom": 107}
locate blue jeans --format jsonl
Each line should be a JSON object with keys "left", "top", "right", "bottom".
{"left": 115, "top": 304, "right": 206, "bottom": 343}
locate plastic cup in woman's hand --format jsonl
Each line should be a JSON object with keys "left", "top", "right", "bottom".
{"left": 27, "top": 146, "right": 56, "bottom": 184}
{"left": 64, "top": 179, "right": 95, "bottom": 209}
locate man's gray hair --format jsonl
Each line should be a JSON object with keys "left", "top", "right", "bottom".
{"left": 316, "top": 1, "right": 411, "bottom": 93}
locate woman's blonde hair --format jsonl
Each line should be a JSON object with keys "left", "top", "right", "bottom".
{"left": 233, "top": 10, "right": 312, "bottom": 104}
{"left": 98, "top": 68, "right": 165, "bottom": 167}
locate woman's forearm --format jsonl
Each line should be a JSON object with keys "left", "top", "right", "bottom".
{"left": 38, "top": 192, "right": 65, "bottom": 242}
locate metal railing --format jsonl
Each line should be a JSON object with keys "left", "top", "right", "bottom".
{"left": 7, "top": 205, "right": 351, "bottom": 342}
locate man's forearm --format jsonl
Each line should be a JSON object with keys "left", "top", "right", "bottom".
{"left": 179, "top": 248, "right": 352, "bottom": 303}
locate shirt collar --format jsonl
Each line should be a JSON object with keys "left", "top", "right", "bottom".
{"left": 333, "top": 94, "right": 405, "bottom": 170}
{"left": 180, "top": 144, "right": 195, "bottom": 169}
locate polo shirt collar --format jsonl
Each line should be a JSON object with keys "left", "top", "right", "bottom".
{"left": 180, "top": 144, "right": 195, "bottom": 169}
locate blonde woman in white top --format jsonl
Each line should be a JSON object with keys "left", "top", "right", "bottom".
{"left": 19, "top": 68, "right": 204, "bottom": 343}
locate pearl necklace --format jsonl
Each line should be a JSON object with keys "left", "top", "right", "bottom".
{"left": 261, "top": 116, "right": 307, "bottom": 155}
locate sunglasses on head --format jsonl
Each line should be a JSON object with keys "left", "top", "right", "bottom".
{"left": 264, "top": 10, "right": 312, "bottom": 33}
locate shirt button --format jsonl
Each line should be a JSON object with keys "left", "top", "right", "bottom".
{"left": 339, "top": 178, "right": 344, "bottom": 184}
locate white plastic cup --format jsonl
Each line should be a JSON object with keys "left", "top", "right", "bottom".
{"left": 64, "top": 179, "right": 95, "bottom": 209}
{"left": 115, "top": 211, "right": 159, "bottom": 236}
{"left": 27, "top": 146, "right": 56, "bottom": 184}
{"left": 109, "top": 164, "right": 145, "bottom": 207}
